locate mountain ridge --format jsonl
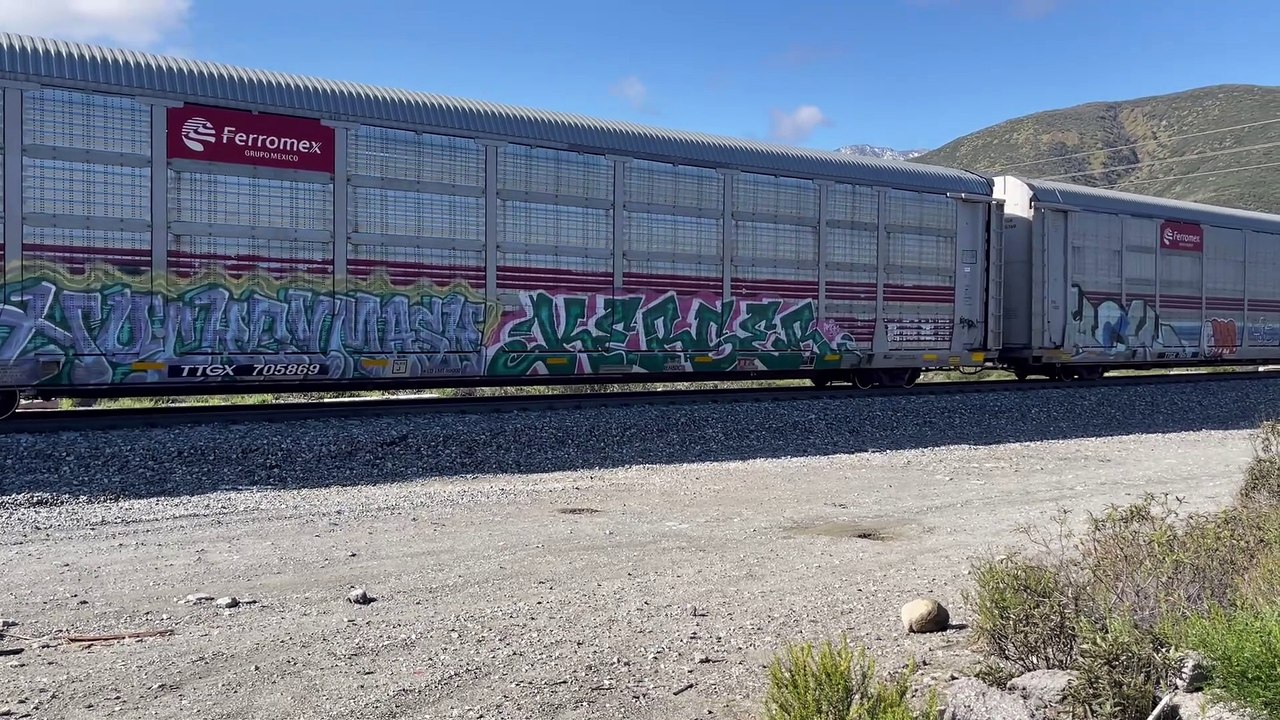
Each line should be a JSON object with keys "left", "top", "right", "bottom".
{"left": 910, "top": 84, "right": 1280, "bottom": 213}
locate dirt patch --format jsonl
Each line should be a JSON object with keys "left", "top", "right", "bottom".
{"left": 555, "top": 507, "right": 601, "bottom": 515}
{"left": 787, "top": 520, "right": 896, "bottom": 541}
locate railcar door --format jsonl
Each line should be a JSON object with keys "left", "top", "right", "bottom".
{"left": 1041, "top": 209, "right": 1069, "bottom": 350}
{"left": 952, "top": 197, "right": 991, "bottom": 353}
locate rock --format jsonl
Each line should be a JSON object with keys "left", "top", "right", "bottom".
{"left": 214, "top": 596, "right": 239, "bottom": 609}
{"left": 1007, "top": 669, "right": 1076, "bottom": 711}
{"left": 184, "top": 593, "right": 215, "bottom": 604}
{"left": 0, "top": 619, "right": 17, "bottom": 629}
{"left": 0, "top": 707, "right": 11, "bottom": 716}
{"left": 941, "top": 678, "right": 1035, "bottom": 720}
{"left": 901, "top": 598, "right": 950, "bottom": 633}
{"left": 1173, "top": 650, "right": 1209, "bottom": 693}
{"left": 347, "top": 587, "right": 374, "bottom": 605}
{"left": 1172, "top": 691, "right": 1261, "bottom": 720}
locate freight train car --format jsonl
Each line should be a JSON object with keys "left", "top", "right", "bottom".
{"left": 993, "top": 176, "right": 1280, "bottom": 380}
{"left": 0, "top": 33, "right": 1005, "bottom": 416}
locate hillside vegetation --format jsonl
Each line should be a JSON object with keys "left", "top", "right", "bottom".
{"left": 915, "top": 84, "right": 1280, "bottom": 213}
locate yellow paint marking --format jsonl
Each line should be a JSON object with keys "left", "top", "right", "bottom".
{"left": 823, "top": 354, "right": 841, "bottom": 361}
{"left": 130, "top": 361, "right": 165, "bottom": 371}
{"left": 546, "top": 357, "right": 570, "bottom": 365}
{"left": 360, "top": 358, "right": 390, "bottom": 369}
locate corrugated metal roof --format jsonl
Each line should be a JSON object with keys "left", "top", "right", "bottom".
{"left": 1012, "top": 176, "right": 1280, "bottom": 234}
{"left": 0, "top": 33, "right": 993, "bottom": 196}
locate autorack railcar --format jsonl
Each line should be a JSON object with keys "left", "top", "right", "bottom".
{"left": 0, "top": 32, "right": 1005, "bottom": 417}
{"left": 0, "top": 33, "right": 1278, "bottom": 420}
{"left": 992, "top": 176, "right": 1280, "bottom": 380}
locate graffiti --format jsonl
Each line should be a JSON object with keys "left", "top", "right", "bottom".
{"left": 1249, "top": 318, "right": 1280, "bottom": 347}
{"left": 1203, "top": 318, "right": 1239, "bottom": 358}
{"left": 486, "top": 289, "right": 863, "bottom": 376}
{"left": 1069, "top": 284, "right": 1192, "bottom": 360}
{"left": 0, "top": 263, "right": 964, "bottom": 386}
{"left": 0, "top": 266, "right": 493, "bottom": 385}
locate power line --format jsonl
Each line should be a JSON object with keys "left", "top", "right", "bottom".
{"left": 1098, "top": 160, "right": 1280, "bottom": 190}
{"left": 987, "top": 116, "right": 1280, "bottom": 173}
{"left": 1036, "top": 140, "right": 1280, "bottom": 181}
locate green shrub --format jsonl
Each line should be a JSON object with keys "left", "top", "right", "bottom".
{"left": 965, "top": 490, "right": 1280, "bottom": 719}
{"left": 1177, "top": 604, "right": 1280, "bottom": 720}
{"left": 1062, "top": 614, "right": 1177, "bottom": 720}
{"left": 1077, "top": 495, "right": 1279, "bottom": 626}
{"left": 966, "top": 551, "right": 1084, "bottom": 675}
{"left": 1239, "top": 421, "right": 1280, "bottom": 509}
{"left": 762, "top": 636, "right": 939, "bottom": 720}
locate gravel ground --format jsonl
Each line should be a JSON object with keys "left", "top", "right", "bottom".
{"left": 1, "top": 377, "right": 1278, "bottom": 719}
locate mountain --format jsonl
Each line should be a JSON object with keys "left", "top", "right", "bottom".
{"left": 913, "top": 84, "right": 1280, "bottom": 214}
{"left": 836, "top": 144, "right": 929, "bottom": 162}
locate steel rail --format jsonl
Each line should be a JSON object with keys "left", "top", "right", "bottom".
{"left": 0, "top": 370, "right": 1273, "bottom": 436}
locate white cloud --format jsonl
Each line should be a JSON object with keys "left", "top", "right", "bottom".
{"left": 610, "top": 75, "right": 654, "bottom": 113}
{"left": 769, "top": 105, "right": 831, "bottom": 144}
{"left": 0, "top": 0, "right": 192, "bottom": 49}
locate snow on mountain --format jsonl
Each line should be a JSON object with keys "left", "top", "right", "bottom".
{"left": 835, "top": 144, "right": 929, "bottom": 162}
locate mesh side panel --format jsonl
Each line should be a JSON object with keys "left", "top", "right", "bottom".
{"left": 24, "top": 226, "right": 150, "bottom": 276}
{"left": 1247, "top": 233, "right": 1280, "bottom": 301}
{"left": 624, "top": 259, "right": 721, "bottom": 281}
{"left": 734, "top": 265, "right": 816, "bottom": 283}
{"left": 350, "top": 187, "right": 483, "bottom": 241}
{"left": 23, "top": 158, "right": 149, "bottom": 219}
{"left": 348, "top": 244, "right": 484, "bottom": 290}
{"left": 496, "top": 253, "right": 611, "bottom": 290}
{"left": 733, "top": 172, "right": 818, "bottom": 217}
{"left": 349, "top": 125, "right": 483, "bottom": 186}
{"left": 735, "top": 221, "right": 817, "bottom": 264}
{"left": 1070, "top": 211, "right": 1122, "bottom": 292}
{"left": 24, "top": 88, "right": 150, "bottom": 156}
{"left": 827, "top": 183, "right": 878, "bottom": 224}
{"left": 498, "top": 201, "right": 611, "bottom": 251}
{"left": 1159, "top": 253, "right": 1202, "bottom": 297}
{"left": 826, "top": 227, "right": 877, "bottom": 265}
{"left": 169, "top": 235, "right": 333, "bottom": 279}
{"left": 625, "top": 213, "right": 720, "bottom": 256}
{"left": 884, "top": 189, "right": 954, "bottom": 232}
{"left": 886, "top": 232, "right": 954, "bottom": 275}
{"left": 625, "top": 159, "right": 722, "bottom": 209}
{"left": 499, "top": 144, "right": 613, "bottom": 200}
{"left": 171, "top": 171, "right": 332, "bottom": 231}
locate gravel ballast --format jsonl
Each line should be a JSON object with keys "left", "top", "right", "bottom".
{"left": 0, "top": 377, "right": 1277, "bottom": 719}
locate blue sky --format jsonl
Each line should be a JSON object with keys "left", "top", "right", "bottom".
{"left": 7, "top": 0, "right": 1279, "bottom": 151}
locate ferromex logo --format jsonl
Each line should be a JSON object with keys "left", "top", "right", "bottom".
{"left": 167, "top": 104, "right": 335, "bottom": 173}
{"left": 1159, "top": 220, "right": 1204, "bottom": 253}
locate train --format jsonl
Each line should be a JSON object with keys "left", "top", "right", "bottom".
{"left": 0, "top": 32, "right": 1278, "bottom": 418}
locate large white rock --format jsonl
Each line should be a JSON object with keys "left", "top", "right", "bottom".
{"left": 901, "top": 597, "right": 950, "bottom": 633}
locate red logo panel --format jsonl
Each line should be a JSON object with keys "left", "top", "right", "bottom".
{"left": 167, "top": 104, "right": 334, "bottom": 174}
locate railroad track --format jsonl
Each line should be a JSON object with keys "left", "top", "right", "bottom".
{"left": 2, "top": 370, "right": 1274, "bottom": 435}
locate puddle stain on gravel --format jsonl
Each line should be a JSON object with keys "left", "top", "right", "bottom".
{"left": 555, "top": 507, "right": 602, "bottom": 515}
{"left": 784, "top": 520, "right": 897, "bottom": 541}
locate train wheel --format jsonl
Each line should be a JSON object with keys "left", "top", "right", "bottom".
{"left": 852, "top": 371, "right": 875, "bottom": 389}
{"left": 876, "top": 369, "right": 917, "bottom": 388}
{"left": 0, "top": 390, "right": 18, "bottom": 420}
{"left": 1074, "top": 365, "right": 1104, "bottom": 381}
{"left": 1014, "top": 368, "right": 1029, "bottom": 381}
{"left": 811, "top": 376, "right": 831, "bottom": 388}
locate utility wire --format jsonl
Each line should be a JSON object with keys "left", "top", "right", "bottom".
{"left": 987, "top": 116, "right": 1280, "bottom": 173}
{"left": 1036, "top": 140, "right": 1280, "bottom": 181}
{"left": 1098, "top": 160, "right": 1280, "bottom": 189}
